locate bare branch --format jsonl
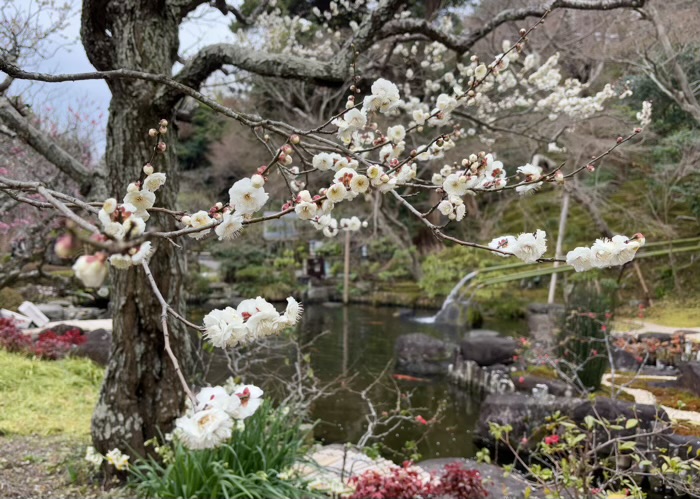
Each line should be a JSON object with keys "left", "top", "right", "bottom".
{"left": 0, "top": 97, "right": 104, "bottom": 195}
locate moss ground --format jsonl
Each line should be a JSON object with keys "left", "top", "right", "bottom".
{"left": 0, "top": 351, "right": 104, "bottom": 436}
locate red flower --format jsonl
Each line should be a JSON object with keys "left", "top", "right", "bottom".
{"left": 519, "top": 376, "right": 525, "bottom": 384}
{"left": 544, "top": 434, "right": 560, "bottom": 445}
{"left": 415, "top": 415, "right": 428, "bottom": 425}
{"left": 601, "top": 325, "right": 607, "bottom": 332}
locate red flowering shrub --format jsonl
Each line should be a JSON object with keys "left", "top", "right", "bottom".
{"left": 0, "top": 319, "right": 86, "bottom": 360}
{"left": 431, "top": 463, "right": 488, "bottom": 499}
{"left": 349, "top": 461, "right": 488, "bottom": 499}
{"left": 0, "top": 318, "right": 32, "bottom": 353}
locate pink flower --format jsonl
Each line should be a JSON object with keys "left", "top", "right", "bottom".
{"left": 518, "top": 376, "right": 525, "bottom": 384}
{"left": 415, "top": 415, "right": 428, "bottom": 425}
{"left": 544, "top": 434, "right": 560, "bottom": 445}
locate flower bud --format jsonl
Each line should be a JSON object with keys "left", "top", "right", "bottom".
{"left": 519, "top": 28, "right": 527, "bottom": 36}
{"left": 554, "top": 171, "right": 564, "bottom": 183}
{"left": 616, "top": 136, "right": 623, "bottom": 144}
{"left": 159, "top": 125, "right": 167, "bottom": 134}
{"left": 290, "top": 134, "right": 301, "bottom": 144}
{"left": 143, "top": 164, "right": 154, "bottom": 175}
{"left": 159, "top": 119, "right": 168, "bottom": 127}
{"left": 214, "top": 201, "right": 223, "bottom": 210}
{"left": 281, "top": 144, "right": 293, "bottom": 155}
{"left": 181, "top": 215, "right": 192, "bottom": 225}
{"left": 250, "top": 174, "right": 265, "bottom": 188}
{"left": 148, "top": 128, "right": 158, "bottom": 137}
{"left": 157, "top": 142, "right": 167, "bottom": 152}
{"left": 126, "top": 183, "right": 139, "bottom": 193}
{"left": 54, "top": 234, "right": 76, "bottom": 259}
{"left": 284, "top": 155, "right": 293, "bottom": 166}
{"left": 586, "top": 164, "right": 595, "bottom": 173}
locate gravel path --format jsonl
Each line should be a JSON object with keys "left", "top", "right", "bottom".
{"left": 0, "top": 436, "right": 125, "bottom": 499}
{"left": 601, "top": 374, "right": 700, "bottom": 425}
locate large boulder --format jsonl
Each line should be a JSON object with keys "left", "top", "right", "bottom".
{"left": 394, "top": 333, "right": 456, "bottom": 375}
{"left": 419, "top": 458, "right": 541, "bottom": 499}
{"left": 476, "top": 393, "right": 580, "bottom": 445}
{"left": 572, "top": 398, "right": 670, "bottom": 433}
{"left": 460, "top": 335, "right": 516, "bottom": 367}
{"left": 75, "top": 328, "right": 112, "bottom": 366}
{"left": 678, "top": 362, "right": 700, "bottom": 396}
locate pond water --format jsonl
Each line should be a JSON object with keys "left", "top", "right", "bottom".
{"left": 203, "top": 303, "right": 527, "bottom": 461}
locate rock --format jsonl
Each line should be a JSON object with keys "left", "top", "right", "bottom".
{"left": 75, "top": 328, "right": 112, "bottom": 366}
{"left": 611, "top": 346, "right": 641, "bottom": 371}
{"left": 476, "top": 393, "right": 580, "bottom": 445}
{"left": 572, "top": 398, "right": 670, "bottom": 435}
{"left": 678, "top": 362, "right": 700, "bottom": 396}
{"left": 513, "top": 375, "right": 572, "bottom": 397}
{"left": 655, "top": 433, "right": 700, "bottom": 460}
{"left": 459, "top": 335, "right": 516, "bottom": 366}
{"left": 65, "top": 307, "right": 105, "bottom": 321}
{"left": 41, "top": 324, "right": 85, "bottom": 336}
{"left": 394, "top": 333, "right": 456, "bottom": 375}
{"left": 419, "top": 458, "right": 541, "bottom": 499}
{"left": 36, "top": 303, "right": 65, "bottom": 321}
{"left": 464, "top": 329, "right": 501, "bottom": 339}
{"left": 637, "top": 331, "right": 673, "bottom": 342}
{"left": 305, "top": 285, "right": 331, "bottom": 303}
{"left": 526, "top": 303, "right": 565, "bottom": 346}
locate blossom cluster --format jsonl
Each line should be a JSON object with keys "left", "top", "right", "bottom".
{"left": 489, "top": 230, "right": 548, "bottom": 263}
{"left": 174, "top": 382, "right": 263, "bottom": 450}
{"left": 566, "top": 234, "right": 645, "bottom": 272}
{"left": 84, "top": 446, "right": 130, "bottom": 471}
{"left": 202, "top": 296, "right": 302, "bottom": 349}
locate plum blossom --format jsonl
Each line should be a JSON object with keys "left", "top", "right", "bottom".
{"left": 203, "top": 307, "right": 247, "bottom": 348}
{"left": 363, "top": 78, "right": 400, "bottom": 113}
{"left": 187, "top": 210, "right": 213, "bottom": 240}
{"left": 143, "top": 172, "right": 167, "bottom": 192}
{"left": 229, "top": 384, "right": 264, "bottom": 420}
{"left": 515, "top": 163, "right": 544, "bottom": 195}
{"left": 123, "top": 189, "right": 155, "bottom": 211}
{"left": 488, "top": 235, "right": 517, "bottom": 256}
{"left": 511, "top": 230, "right": 548, "bottom": 263}
{"left": 566, "top": 247, "right": 594, "bottom": 272}
{"left": 105, "top": 448, "right": 129, "bottom": 470}
{"left": 195, "top": 386, "right": 242, "bottom": 416}
{"left": 215, "top": 212, "right": 244, "bottom": 241}
{"left": 295, "top": 201, "right": 317, "bottom": 220}
{"left": 72, "top": 254, "right": 108, "bottom": 288}
{"left": 312, "top": 152, "right": 337, "bottom": 171}
{"left": 229, "top": 177, "right": 269, "bottom": 215}
{"left": 174, "top": 407, "right": 233, "bottom": 450}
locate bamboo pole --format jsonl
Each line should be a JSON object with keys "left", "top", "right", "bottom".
{"left": 548, "top": 190, "right": 570, "bottom": 304}
{"left": 343, "top": 229, "right": 351, "bottom": 304}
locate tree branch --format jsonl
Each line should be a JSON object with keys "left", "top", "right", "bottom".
{"left": 0, "top": 97, "right": 105, "bottom": 196}
{"left": 379, "top": 0, "right": 646, "bottom": 54}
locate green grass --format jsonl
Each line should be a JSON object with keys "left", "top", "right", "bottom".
{"left": 644, "top": 301, "right": 700, "bottom": 328}
{"left": 0, "top": 350, "right": 104, "bottom": 436}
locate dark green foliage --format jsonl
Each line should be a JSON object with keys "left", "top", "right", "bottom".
{"left": 558, "top": 281, "right": 616, "bottom": 391}
{"left": 177, "top": 106, "right": 226, "bottom": 171}
{"left": 129, "top": 401, "right": 320, "bottom": 499}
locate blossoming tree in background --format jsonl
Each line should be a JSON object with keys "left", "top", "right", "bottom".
{"left": 0, "top": 0, "right": 653, "bottom": 460}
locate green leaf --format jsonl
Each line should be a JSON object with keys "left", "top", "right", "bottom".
{"left": 625, "top": 419, "right": 639, "bottom": 429}
{"left": 619, "top": 441, "right": 637, "bottom": 451}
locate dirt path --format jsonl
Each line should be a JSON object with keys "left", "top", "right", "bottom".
{"left": 613, "top": 320, "right": 700, "bottom": 338}
{"left": 0, "top": 436, "right": 124, "bottom": 499}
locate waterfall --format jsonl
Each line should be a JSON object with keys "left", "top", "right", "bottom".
{"left": 415, "top": 270, "right": 480, "bottom": 325}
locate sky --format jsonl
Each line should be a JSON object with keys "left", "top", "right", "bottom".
{"left": 7, "top": 0, "right": 239, "bottom": 155}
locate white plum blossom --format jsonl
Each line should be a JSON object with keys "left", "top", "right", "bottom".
{"left": 349, "top": 174, "right": 370, "bottom": 194}
{"left": 637, "top": 101, "right": 652, "bottom": 128}
{"left": 143, "top": 172, "right": 167, "bottom": 192}
{"left": 102, "top": 198, "right": 117, "bottom": 214}
{"left": 105, "top": 448, "right": 129, "bottom": 470}
{"left": 188, "top": 210, "right": 213, "bottom": 240}
{"left": 229, "top": 384, "right": 264, "bottom": 420}
{"left": 295, "top": 201, "right": 318, "bottom": 220}
{"left": 123, "top": 189, "right": 156, "bottom": 212}
{"left": 442, "top": 173, "right": 469, "bottom": 197}
{"left": 131, "top": 241, "right": 154, "bottom": 265}
{"left": 489, "top": 235, "right": 517, "bottom": 256}
{"left": 326, "top": 183, "right": 347, "bottom": 203}
{"left": 196, "top": 386, "right": 242, "bottom": 416}
{"left": 72, "top": 255, "right": 108, "bottom": 288}
{"left": 229, "top": 178, "right": 269, "bottom": 215}
{"left": 215, "top": 212, "right": 244, "bottom": 241}
{"left": 387, "top": 125, "right": 406, "bottom": 143}
{"left": 363, "top": 78, "right": 400, "bottom": 113}
{"left": 511, "top": 230, "right": 547, "bottom": 263}
{"left": 566, "top": 246, "right": 594, "bottom": 272}
{"left": 203, "top": 307, "right": 247, "bottom": 348}
{"left": 312, "top": 152, "right": 336, "bottom": 171}
{"left": 437, "top": 200, "right": 453, "bottom": 216}
{"left": 85, "top": 446, "right": 104, "bottom": 467}
{"left": 590, "top": 237, "right": 618, "bottom": 268}
{"left": 515, "top": 163, "right": 544, "bottom": 195}
{"left": 174, "top": 407, "right": 233, "bottom": 450}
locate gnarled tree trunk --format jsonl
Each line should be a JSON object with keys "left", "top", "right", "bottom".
{"left": 82, "top": 0, "right": 191, "bottom": 457}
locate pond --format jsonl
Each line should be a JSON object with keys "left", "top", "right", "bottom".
{"left": 203, "top": 303, "right": 527, "bottom": 461}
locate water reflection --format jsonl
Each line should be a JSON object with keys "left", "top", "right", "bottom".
{"left": 204, "top": 303, "right": 526, "bottom": 461}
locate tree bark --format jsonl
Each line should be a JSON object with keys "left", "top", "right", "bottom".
{"left": 82, "top": 1, "right": 192, "bottom": 458}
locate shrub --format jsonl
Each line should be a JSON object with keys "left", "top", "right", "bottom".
{"left": 558, "top": 281, "right": 616, "bottom": 391}
{"left": 0, "top": 319, "right": 87, "bottom": 360}
{"left": 129, "top": 401, "right": 320, "bottom": 499}
{"left": 349, "top": 461, "right": 488, "bottom": 499}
